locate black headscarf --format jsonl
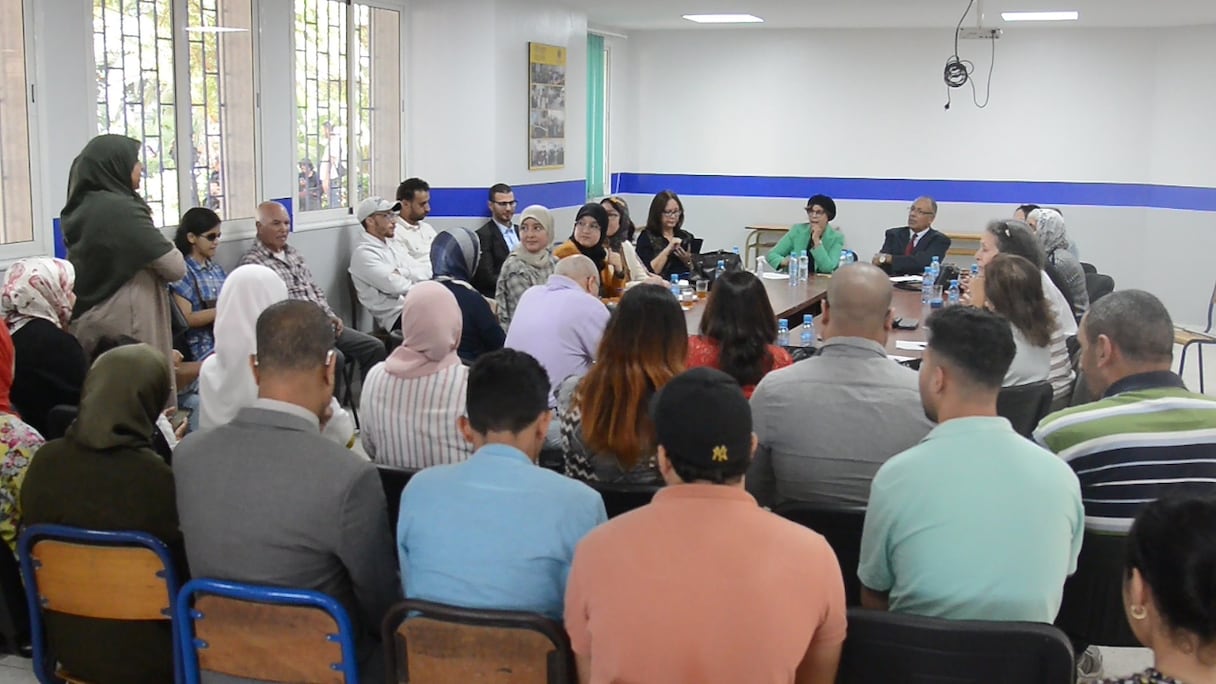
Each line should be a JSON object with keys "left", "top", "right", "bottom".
{"left": 569, "top": 203, "right": 609, "bottom": 269}
{"left": 61, "top": 135, "right": 174, "bottom": 319}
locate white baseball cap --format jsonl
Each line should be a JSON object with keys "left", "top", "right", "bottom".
{"left": 356, "top": 197, "right": 402, "bottom": 223}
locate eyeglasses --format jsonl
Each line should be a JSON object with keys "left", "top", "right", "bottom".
{"left": 199, "top": 232, "right": 221, "bottom": 241}
{"left": 574, "top": 220, "right": 601, "bottom": 231}
{"left": 492, "top": 200, "right": 518, "bottom": 208}
{"left": 909, "top": 207, "right": 935, "bottom": 216}
{"left": 661, "top": 210, "right": 683, "bottom": 217}
{"left": 805, "top": 208, "right": 827, "bottom": 217}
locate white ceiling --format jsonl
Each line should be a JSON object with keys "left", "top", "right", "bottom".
{"left": 573, "top": 0, "right": 1216, "bottom": 30}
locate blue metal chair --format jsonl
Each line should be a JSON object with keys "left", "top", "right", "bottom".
{"left": 18, "top": 524, "right": 183, "bottom": 684}
{"left": 176, "top": 579, "right": 359, "bottom": 683}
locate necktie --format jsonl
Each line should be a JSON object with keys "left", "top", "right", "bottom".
{"left": 904, "top": 232, "right": 918, "bottom": 256}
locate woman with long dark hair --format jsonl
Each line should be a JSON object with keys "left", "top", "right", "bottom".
{"left": 557, "top": 284, "right": 687, "bottom": 483}
{"left": 981, "top": 254, "right": 1054, "bottom": 387}
{"left": 688, "top": 271, "right": 792, "bottom": 398}
{"left": 635, "top": 190, "right": 696, "bottom": 280}
{"left": 601, "top": 196, "right": 651, "bottom": 283}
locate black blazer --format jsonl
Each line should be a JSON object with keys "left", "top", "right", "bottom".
{"left": 472, "top": 220, "right": 518, "bottom": 298}
{"left": 879, "top": 226, "right": 952, "bottom": 276}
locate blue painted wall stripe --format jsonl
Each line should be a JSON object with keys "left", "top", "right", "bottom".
{"left": 612, "top": 173, "right": 1216, "bottom": 213}
{"left": 428, "top": 180, "right": 586, "bottom": 218}
{"left": 52, "top": 218, "right": 66, "bottom": 259}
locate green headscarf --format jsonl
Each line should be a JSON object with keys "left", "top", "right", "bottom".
{"left": 68, "top": 344, "right": 170, "bottom": 452}
{"left": 61, "top": 135, "right": 174, "bottom": 319}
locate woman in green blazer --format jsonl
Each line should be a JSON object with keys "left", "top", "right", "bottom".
{"left": 765, "top": 194, "right": 845, "bottom": 274}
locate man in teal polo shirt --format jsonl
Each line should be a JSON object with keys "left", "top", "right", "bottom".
{"left": 858, "top": 306, "right": 1083, "bottom": 622}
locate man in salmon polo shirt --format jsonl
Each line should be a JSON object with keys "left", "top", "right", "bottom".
{"left": 564, "top": 367, "right": 847, "bottom": 684}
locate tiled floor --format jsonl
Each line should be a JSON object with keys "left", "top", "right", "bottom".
{"left": 0, "top": 655, "right": 34, "bottom": 684}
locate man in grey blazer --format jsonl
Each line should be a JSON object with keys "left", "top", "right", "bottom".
{"left": 174, "top": 300, "right": 400, "bottom": 681}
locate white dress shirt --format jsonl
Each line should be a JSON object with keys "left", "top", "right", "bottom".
{"left": 393, "top": 218, "right": 438, "bottom": 278}
{"left": 497, "top": 220, "right": 521, "bottom": 251}
{"left": 349, "top": 230, "right": 429, "bottom": 329}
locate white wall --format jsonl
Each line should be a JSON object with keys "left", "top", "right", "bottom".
{"left": 612, "top": 25, "right": 1216, "bottom": 324}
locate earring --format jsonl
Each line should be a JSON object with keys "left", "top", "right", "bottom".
{"left": 1129, "top": 604, "right": 1148, "bottom": 620}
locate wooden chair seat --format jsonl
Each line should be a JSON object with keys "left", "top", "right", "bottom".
{"left": 1174, "top": 326, "right": 1216, "bottom": 345}
{"left": 401, "top": 617, "right": 559, "bottom": 682}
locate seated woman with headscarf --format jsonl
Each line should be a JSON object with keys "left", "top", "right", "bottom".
{"left": 0, "top": 325, "right": 45, "bottom": 556}
{"left": 62, "top": 135, "right": 186, "bottom": 398}
{"left": 1028, "top": 208, "right": 1089, "bottom": 319}
{"left": 0, "top": 257, "right": 90, "bottom": 436}
{"left": 361, "top": 282, "right": 473, "bottom": 469}
{"left": 198, "top": 265, "right": 355, "bottom": 447}
{"left": 431, "top": 228, "right": 506, "bottom": 364}
{"left": 554, "top": 203, "right": 627, "bottom": 297}
{"left": 495, "top": 205, "right": 557, "bottom": 330}
{"left": 20, "top": 343, "right": 181, "bottom": 684}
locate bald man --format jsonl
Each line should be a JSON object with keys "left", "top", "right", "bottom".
{"left": 505, "top": 255, "right": 610, "bottom": 408}
{"left": 747, "top": 264, "right": 933, "bottom": 508}
{"left": 239, "top": 200, "right": 386, "bottom": 397}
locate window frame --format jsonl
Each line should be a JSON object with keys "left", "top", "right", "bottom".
{"left": 0, "top": 0, "right": 48, "bottom": 264}
{"left": 290, "top": 0, "right": 405, "bottom": 233}
{"left": 86, "top": 0, "right": 262, "bottom": 238}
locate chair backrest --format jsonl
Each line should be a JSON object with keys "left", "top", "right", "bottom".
{"left": 1055, "top": 529, "right": 1139, "bottom": 648}
{"left": 1085, "top": 273, "right": 1115, "bottom": 305}
{"left": 382, "top": 599, "right": 572, "bottom": 684}
{"left": 586, "top": 481, "right": 661, "bottom": 518}
{"left": 997, "top": 381, "right": 1055, "bottom": 438}
{"left": 839, "top": 608, "right": 1075, "bottom": 684}
{"left": 176, "top": 578, "right": 359, "bottom": 684}
{"left": 1080, "top": 261, "right": 1097, "bottom": 275}
{"left": 18, "top": 524, "right": 181, "bottom": 683}
{"left": 377, "top": 465, "right": 420, "bottom": 538}
{"left": 774, "top": 503, "right": 866, "bottom": 606}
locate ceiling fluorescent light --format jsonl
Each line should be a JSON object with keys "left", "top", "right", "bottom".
{"left": 184, "top": 26, "right": 250, "bottom": 33}
{"left": 682, "top": 14, "right": 764, "bottom": 24}
{"left": 1001, "top": 11, "right": 1079, "bottom": 21}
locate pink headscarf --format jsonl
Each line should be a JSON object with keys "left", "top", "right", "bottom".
{"left": 0, "top": 257, "right": 76, "bottom": 333}
{"left": 384, "top": 281, "right": 463, "bottom": 379}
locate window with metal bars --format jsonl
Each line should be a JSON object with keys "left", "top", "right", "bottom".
{"left": 294, "top": 0, "right": 401, "bottom": 215}
{"left": 93, "top": 0, "right": 255, "bottom": 227}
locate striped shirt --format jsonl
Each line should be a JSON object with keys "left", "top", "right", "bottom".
{"left": 360, "top": 362, "right": 473, "bottom": 469}
{"left": 1035, "top": 371, "right": 1216, "bottom": 532}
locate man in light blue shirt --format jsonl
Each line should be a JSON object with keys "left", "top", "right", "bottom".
{"left": 858, "top": 306, "right": 1083, "bottom": 623}
{"left": 397, "top": 348, "right": 606, "bottom": 620}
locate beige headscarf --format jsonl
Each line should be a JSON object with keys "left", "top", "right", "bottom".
{"left": 513, "top": 205, "right": 555, "bottom": 268}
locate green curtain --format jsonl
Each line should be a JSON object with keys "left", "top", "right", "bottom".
{"left": 585, "top": 34, "right": 607, "bottom": 199}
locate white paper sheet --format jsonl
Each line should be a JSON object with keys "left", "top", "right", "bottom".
{"left": 895, "top": 340, "right": 928, "bottom": 351}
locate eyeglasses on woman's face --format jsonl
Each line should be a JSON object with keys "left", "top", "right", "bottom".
{"left": 806, "top": 207, "right": 828, "bottom": 217}
{"left": 661, "top": 209, "right": 682, "bottom": 217}
{"left": 199, "top": 231, "right": 221, "bottom": 242}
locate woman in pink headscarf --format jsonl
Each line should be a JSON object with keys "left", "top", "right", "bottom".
{"left": 360, "top": 281, "right": 473, "bottom": 468}
{"left": 0, "top": 257, "right": 90, "bottom": 437}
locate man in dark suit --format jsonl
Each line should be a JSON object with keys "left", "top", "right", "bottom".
{"left": 472, "top": 183, "right": 520, "bottom": 297}
{"left": 873, "top": 196, "right": 952, "bottom": 276}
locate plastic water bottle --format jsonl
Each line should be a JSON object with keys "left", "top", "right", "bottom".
{"left": 798, "top": 251, "right": 810, "bottom": 284}
{"left": 921, "top": 267, "right": 933, "bottom": 304}
{"left": 970, "top": 263, "right": 981, "bottom": 278}
{"left": 670, "top": 274, "right": 680, "bottom": 299}
{"left": 755, "top": 257, "right": 766, "bottom": 274}
{"left": 777, "top": 319, "right": 789, "bottom": 346}
{"left": 801, "top": 314, "right": 815, "bottom": 347}
{"left": 715, "top": 259, "right": 726, "bottom": 282}
{"left": 929, "top": 256, "right": 941, "bottom": 280}
{"left": 948, "top": 279, "right": 961, "bottom": 306}
{"left": 732, "top": 246, "right": 741, "bottom": 259}
{"left": 838, "top": 251, "right": 854, "bottom": 270}
{"left": 788, "top": 254, "right": 799, "bottom": 286}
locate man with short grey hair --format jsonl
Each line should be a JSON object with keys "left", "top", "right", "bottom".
{"left": 505, "top": 255, "right": 609, "bottom": 407}
{"left": 174, "top": 300, "right": 399, "bottom": 682}
{"left": 873, "top": 196, "right": 951, "bottom": 276}
{"left": 1036, "top": 289, "right": 1216, "bottom": 533}
{"left": 747, "top": 263, "right": 933, "bottom": 507}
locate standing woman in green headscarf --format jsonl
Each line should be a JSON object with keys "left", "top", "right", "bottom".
{"left": 62, "top": 135, "right": 186, "bottom": 396}
{"left": 21, "top": 343, "right": 181, "bottom": 683}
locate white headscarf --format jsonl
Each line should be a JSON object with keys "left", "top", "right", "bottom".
{"left": 198, "top": 265, "right": 288, "bottom": 430}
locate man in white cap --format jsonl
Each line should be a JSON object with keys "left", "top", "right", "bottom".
{"left": 349, "top": 196, "right": 430, "bottom": 331}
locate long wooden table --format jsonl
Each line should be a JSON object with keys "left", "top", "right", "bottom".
{"left": 682, "top": 274, "right": 828, "bottom": 333}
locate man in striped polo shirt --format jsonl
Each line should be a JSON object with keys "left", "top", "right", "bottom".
{"left": 1035, "top": 290, "right": 1216, "bottom": 532}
